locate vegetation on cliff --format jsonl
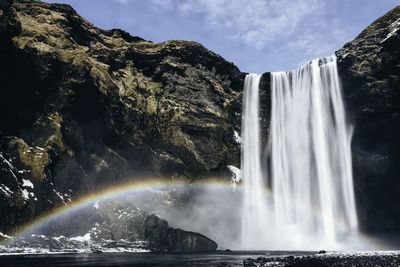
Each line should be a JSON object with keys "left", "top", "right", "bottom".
{"left": 0, "top": 0, "right": 243, "bottom": 233}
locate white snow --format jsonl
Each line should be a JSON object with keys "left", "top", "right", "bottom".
{"left": 53, "top": 189, "right": 65, "bottom": 201}
{"left": 0, "top": 236, "right": 153, "bottom": 255}
{"left": 0, "top": 184, "right": 13, "bottom": 197}
{"left": 0, "top": 232, "right": 12, "bottom": 239}
{"left": 93, "top": 200, "right": 99, "bottom": 210}
{"left": 70, "top": 233, "right": 91, "bottom": 242}
{"left": 227, "top": 165, "right": 241, "bottom": 191}
{"left": 52, "top": 236, "right": 66, "bottom": 241}
{"left": 21, "top": 188, "right": 35, "bottom": 200}
{"left": 381, "top": 18, "right": 400, "bottom": 43}
{"left": 0, "top": 247, "right": 150, "bottom": 255}
{"left": 22, "top": 179, "right": 34, "bottom": 188}
{"left": 233, "top": 130, "right": 241, "bottom": 144}
{"left": 21, "top": 189, "right": 30, "bottom": 200}
{"left": 0, "top": 155, "right": 18, "bottom": 180}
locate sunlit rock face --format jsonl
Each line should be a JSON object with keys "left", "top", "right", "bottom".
{"left": 0, "top": 0, "right": 243, "bottom": 233}
{"left": 336, "top": 6, "right": 400, "bottom": 233}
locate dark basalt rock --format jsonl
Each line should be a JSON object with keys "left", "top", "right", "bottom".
{"left": 72, "top": 201, "right": 218, "bottom": 252}
{"left": 144, "top": 215, "right": 218, "bottom": 252}
{"left": 0, "top": 0, "right": 21, "bottom": 49}
{"left": 258, "top": 72, "right": 272, "bottom": 181}
{"left": 166, "top": 228, "right": 218, "bottom": 252}
{"left": 100, "top": 203, "right": 217, "bottom": 252}
{"left": 258, "top": 72, "right": 272, "bottom": 146}
{"left": 336, "top": 6, "right": 400, "bottom": 234}
{"left": 0, "top": 0, "right": 242, "bottom": 234}
{"left": 95, "top": 202, "right": 217, "bottom": 252}
{"left": 243, "top": 252, "right": 400, "bottom": 267}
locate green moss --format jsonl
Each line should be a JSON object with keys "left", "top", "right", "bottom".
{"left": 8, "top": 138, "right": 49, "bottom": 182}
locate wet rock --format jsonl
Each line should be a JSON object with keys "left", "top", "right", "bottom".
{"left": 94, "top": 202, "right": 218, "bottom": 252}
{"left": 336, "top": 5, "right": 400, "bottom": 234}
{"left": 166, "top": 228, "right": 218, "bottom": 252}
{"left": 243, "top": 252, "right": 400, "bottom": 267}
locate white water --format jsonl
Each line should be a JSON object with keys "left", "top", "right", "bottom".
{"left": 241, "top": 56, "right": 358, "bottom": 250}
{"left": 240, "top": 74, "right": 271, "bottom": 249}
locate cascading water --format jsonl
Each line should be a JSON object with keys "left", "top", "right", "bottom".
{"left": 240, "top": 74, "right": 271, "bottom": 249}
{"left": 240, "top": 56, "right": 358, "bottom": 250}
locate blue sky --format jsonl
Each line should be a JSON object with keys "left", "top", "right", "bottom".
{"left": 45, "top": 0, "right": 398, "bottom": 73}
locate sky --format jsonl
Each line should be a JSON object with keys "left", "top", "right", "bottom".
{"left": 45, "top": 0, "right": 399, "bottom": 73}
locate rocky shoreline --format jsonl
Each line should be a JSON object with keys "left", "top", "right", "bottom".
{"left": 243, "top": 251, "right": 400, "bottom": 267}
{"left": 0, "top": 250, "right": 399, "bottom": 266}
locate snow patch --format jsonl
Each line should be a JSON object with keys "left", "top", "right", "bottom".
{"left": 21, "top": 189, "right": 29, "bottom": 200}
{"left": 0, "top": 153, "right": 18, "bottom": 180}
{"left": 52, "top": 236, "right": 66, "bottom": 241}
{"left": 0, "top": 232, "right": 12, "bottom": 239}
{"left": 227, "top": 165, "right": 241, "bottom": 191}
{"left": 53, "top": 189, "right": 65, "bottom": 202}
{"left": 93, "top": 200, "right": 99, "bottom": 210}
{"left": 21, "top": 189, "right": 35, "bottom": 200}
{"left": 70, "top": 233, "right": 91, "bottom": 242}
{"left": 22, "top": 179, "right": 34, "bottom": 188}
{"left": 381, "top": 18, "right": 400, "bottom": 43}
{"left": 0, "top": 184, "right": 13, "bottom": 197}
{"left": 233, "top": 130, "right": 241, "bottom": 144}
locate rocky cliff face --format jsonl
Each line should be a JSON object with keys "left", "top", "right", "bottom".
{"left": 0, "top": 0, "right": 243, "bottom": 234}
{"left": 336, "top": 6, "right": 400, "bottom": 233}
{"left": 1, "top": 0, "right": 400, "bottom": 241}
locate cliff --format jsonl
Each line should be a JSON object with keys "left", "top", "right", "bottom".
{"left": 0, "top": 0, "right": 243, "bottom": 233}
{"left": 336, "top": 6, "right": 400, "bottom": 233}
{"left": 1, "top": 0, "right": 400, "bottom": 240}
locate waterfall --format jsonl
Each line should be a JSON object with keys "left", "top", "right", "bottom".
{"left": 240, "top": 56, "right": 358, "bottom": 249}
{"left": 240, "top": 74, "right": 270, "bottom": 249}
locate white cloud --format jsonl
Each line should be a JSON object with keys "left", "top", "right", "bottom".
{"left": 109, "top": 0, "right": 358, "bottom": 71}
{"left": 149, "top": 0, "right": 323, "bottom": 49}
{"left": 112, "top": 0, "right": 129, "bottom": 3}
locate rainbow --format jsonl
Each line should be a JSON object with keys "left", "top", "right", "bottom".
{"left": 2, "top": 177, "right": 384, "bottom": 250}
{"left": 5, "top": 177, "right": 267, "bottom": 243}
